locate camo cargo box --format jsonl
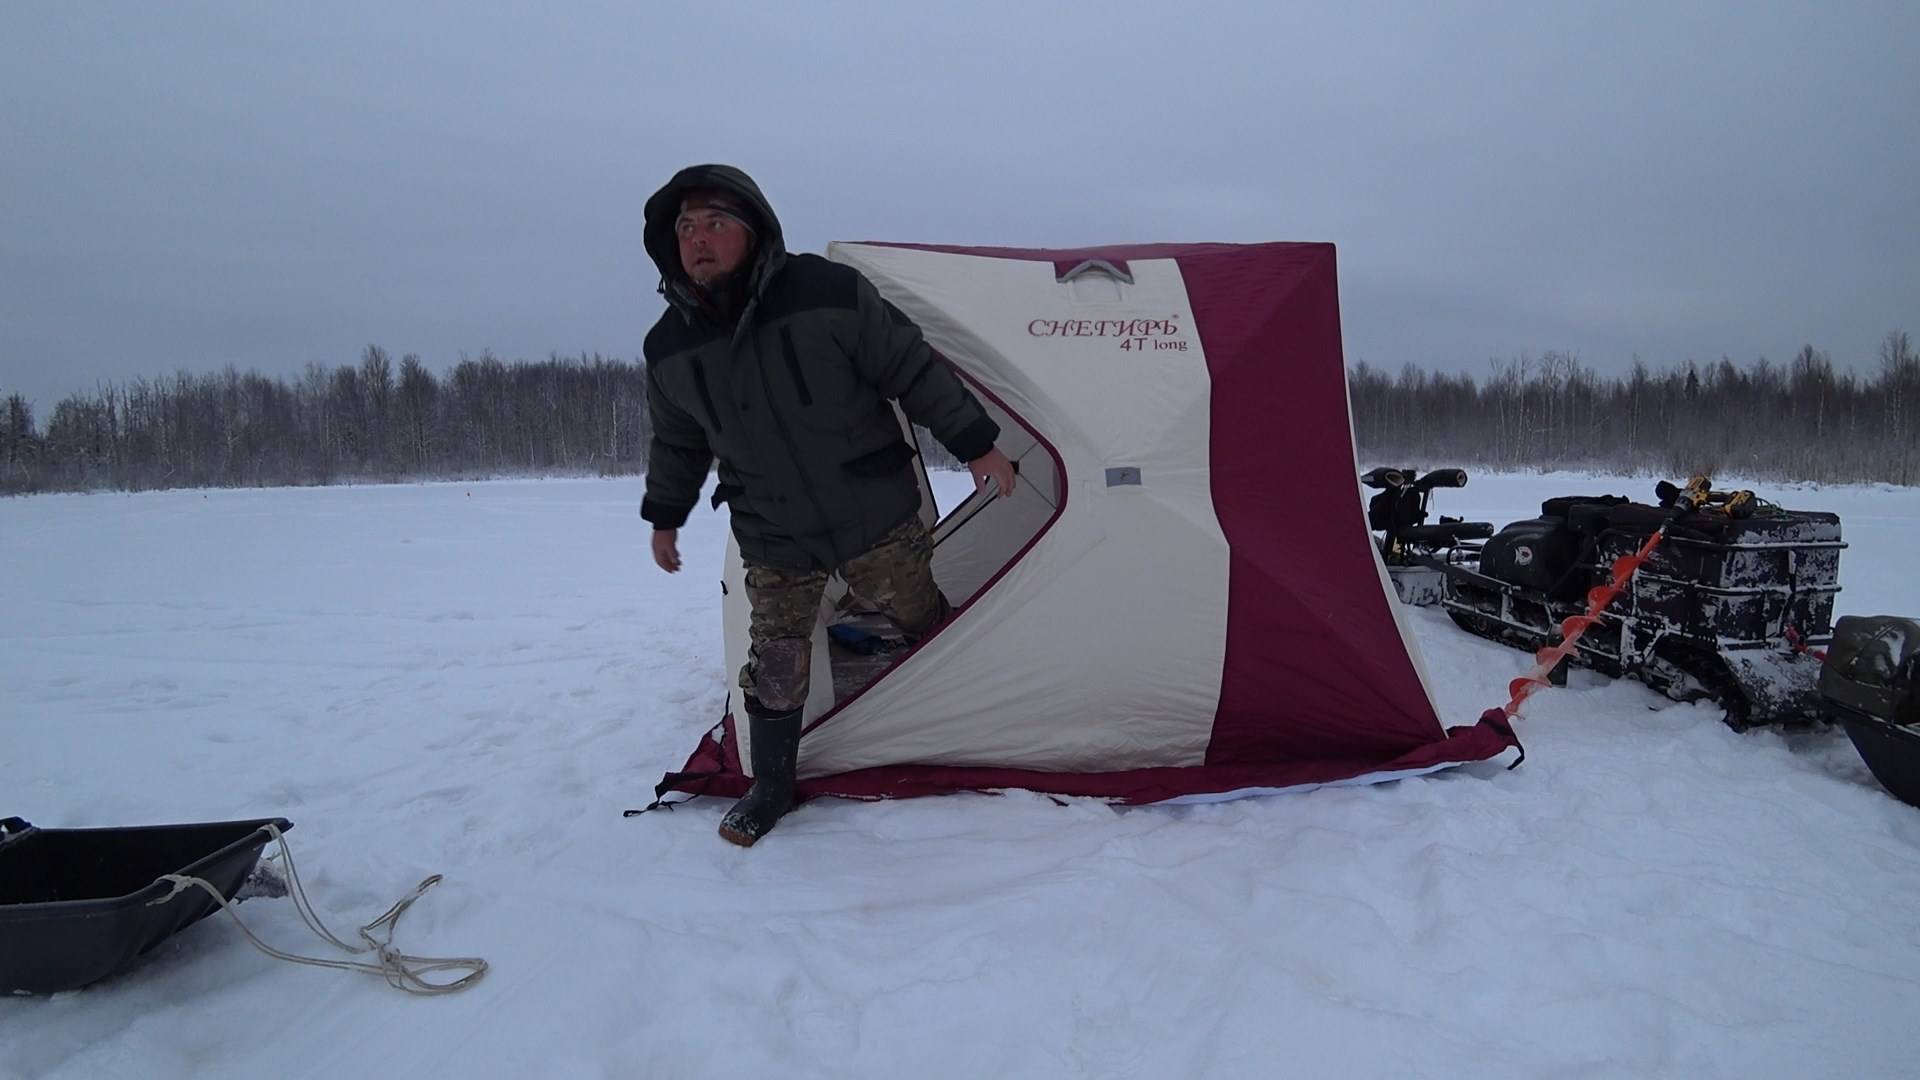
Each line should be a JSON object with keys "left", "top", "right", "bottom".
{"left": 1594, "top": 508, "right": 1844, "bottom": 647}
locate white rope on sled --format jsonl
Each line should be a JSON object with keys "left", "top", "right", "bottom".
{"left": 145, "top": 823, "right": 487, "bottom": 995}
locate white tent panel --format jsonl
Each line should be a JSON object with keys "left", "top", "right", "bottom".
{"left": 785, "top": 245, "right": 1232, "bottom": 778}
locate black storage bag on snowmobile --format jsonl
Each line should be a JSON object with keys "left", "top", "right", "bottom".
{"left": 1541, "top": 494, "right": 1630, "bottom": 519}
{"left": 1477, "top": 517, "right": 1582, "bottom": 596}
{"left": 1820, "top": 615, "right": 1920, "bottom": 808}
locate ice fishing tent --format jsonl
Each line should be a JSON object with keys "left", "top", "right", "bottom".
{"left": 656, "top": 241, "right": 1517, "bottom": 805}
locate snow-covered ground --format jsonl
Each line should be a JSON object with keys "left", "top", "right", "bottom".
{"left": 4, "top": 470, "right": 1919, "bottom": 1079}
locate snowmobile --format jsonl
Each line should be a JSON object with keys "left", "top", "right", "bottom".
{"left": 1365, "top": 471, "right": 1845, "bottom": 730}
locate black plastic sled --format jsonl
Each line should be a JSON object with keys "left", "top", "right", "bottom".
{"left": 1818, "top": 616, "right": 1920, "bottom": 808}
{"left": 0, "top": 816, "right": 291, "bottom": 994}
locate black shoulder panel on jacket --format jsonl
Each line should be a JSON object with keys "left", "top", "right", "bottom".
{"left": 755, "top": 254, "right": 860, "bottom": 326}
{"left": 644, "top": 309, "right": 725, "bottom": 363}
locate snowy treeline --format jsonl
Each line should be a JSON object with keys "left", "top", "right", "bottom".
{"left": 1351, "top": 331, "right": 1920, "bottom": 485}
{"left": 2, "top": 332, "right": 1914, "bottom": 494}
{"left": 0, "top": 349, "right": 652, "bottom": 493}
{"left": 0, "top": 346, "right": 963, "bottom": 495}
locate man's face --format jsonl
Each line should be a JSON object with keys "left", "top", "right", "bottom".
{"left": 676, "top": 196, "right": 754, "bottom": 287}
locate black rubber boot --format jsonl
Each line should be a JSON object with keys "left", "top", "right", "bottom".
{"left": 718, "top": 708, "right": 802, "bottom": 847}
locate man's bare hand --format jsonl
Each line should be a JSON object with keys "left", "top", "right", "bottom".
{"left": 651, "top": 529, "right": 682, "bottom": 573}
{"left": 967, "top": 447, "right": 1016, "bottom": 497}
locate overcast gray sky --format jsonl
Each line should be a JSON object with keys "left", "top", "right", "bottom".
{"left": 3, "top": 1, "right": 1915, "bottom": 412}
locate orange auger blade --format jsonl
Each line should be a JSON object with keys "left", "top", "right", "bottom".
{"left": 1508, "top": 674, "right": 1547, "bottom": 703}
{"left": 1559, "top": 615, "right": 1597, "bottom": 639}
{"left": 1495, "top": 528, "right": 1669, "bottom": 718}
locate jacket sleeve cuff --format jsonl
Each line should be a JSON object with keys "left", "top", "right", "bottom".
{"left": 941, "top": 415, "right": 1001, "bottom": 464}
{"left": 641, "top": 497, "right": 694, "bottom": 530}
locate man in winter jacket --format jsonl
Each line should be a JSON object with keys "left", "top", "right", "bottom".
{"left": 640, "top": 164, "right": 1015, "bottom": 846}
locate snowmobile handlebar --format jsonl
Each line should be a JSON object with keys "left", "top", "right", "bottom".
{"left": 1413, "top": 468, "right": 1468, "bottom": 492}
{"left": 1360, "top": 467, "right": 1470, "bottom": 491}
{"left": 1360, "top": 466, "right": 1408, "bottom": 490}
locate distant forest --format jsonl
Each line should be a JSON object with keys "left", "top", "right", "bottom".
{"left": 1352, "top": 330, "right": 1919, "bottom": 485}
{"left": 0, "top": 347, "right": 962, "bottom": 495}
{"left": 1, "top": 331, "right": 1915, "bottom": 495}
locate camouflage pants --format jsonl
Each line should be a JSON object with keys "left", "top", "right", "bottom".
{"left": 739, "top": 515, "right": 949, "bottom": 715}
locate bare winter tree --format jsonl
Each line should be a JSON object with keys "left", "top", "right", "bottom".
{"left": 1882, "top": 331, "right": 1918, "bottom": 484}
{"left": 397, "top": 353, "right": 438, "bottom": 472}
{"left": 360, "top": 346, "right": 395, "bottom": 475}
{"left": 2, "top": 393, "right": 39, "bottom": 490}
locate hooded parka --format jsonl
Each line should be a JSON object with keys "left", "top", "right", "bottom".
{"left": 639, "top": 164, "right": 998, "bottom": 570}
